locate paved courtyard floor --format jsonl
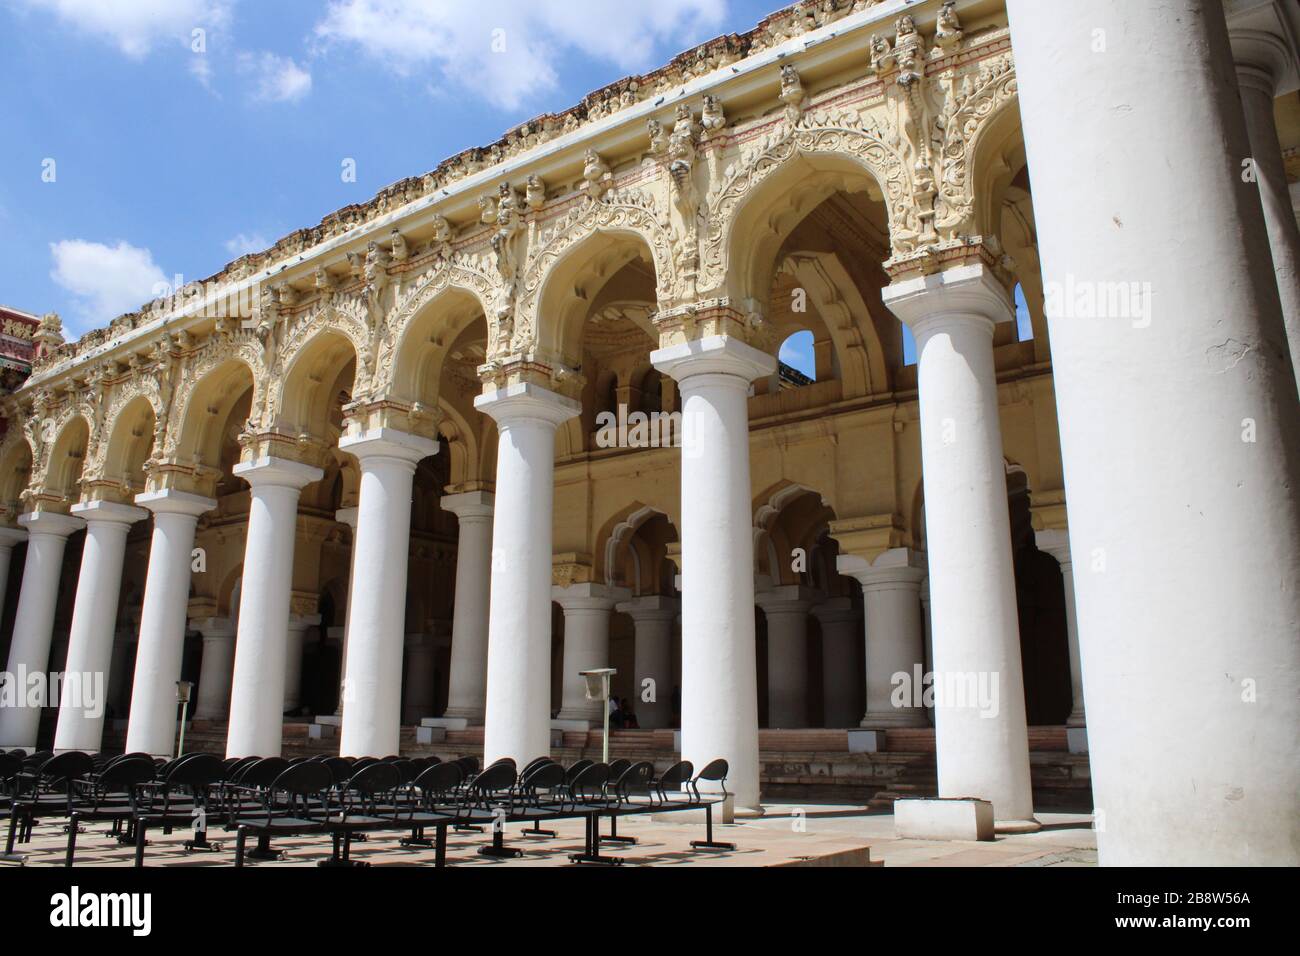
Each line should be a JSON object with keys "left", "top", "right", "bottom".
{"left": 3, "top": 804, "right": 1097, "bottom": 867}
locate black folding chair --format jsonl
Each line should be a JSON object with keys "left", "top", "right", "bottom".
{"left": 66, "top": 756, "right": 155, "bottom": 865}
{"left": 232, "top": 762, "right": 334, "bottom": 867}
{"left": 4, "top": 751, "right": 94, "bottom": 861}
{"left": 321, "top": 761, "right": 406, "bottom": 867}
{"left": 398, "top": 762, "right": 461, "bottom": 865}
{"left": 465, "top": 761, "right": 522, "bottom": 858}
{"left": 686, "top": 759, "right": 736, "bottom": 851}
{"left": 133, "top": 752, "right": 229, "bottom": 865}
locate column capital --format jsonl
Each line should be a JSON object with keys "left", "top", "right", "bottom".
{"left": 650, "top": 334, "right": 776, "bottom": 384}
{"left": 755, "top": 584, "right": 822, "bottom": 614}
{"left": 17, "top": 510, "right": 85, "bottom": 537}
{"left": 474, "top": 382, "right": 580, "bottom": 428}
{"left": 615, "top": 594, "right": 680, "bottom": 621}
{"left": 71, "top": 499, "right": 148, "bottom": 526}
{"left": 233, "top": 455, "right": 323, "bottom": 490}
{"left": 811, "top": 595, "right": 858, "bottom": 626}
{"left": 190, "top": 616, "right": 235, "bottom": 639}
{"left": 0, "top": 526, "right": 27, "bottom": 547}
{"left": 1034, "top": 528, "right": 1072, "bottom": 569}
{"left": 552, "top": 581, "right": 628, "bottom": 611}
{"left": 135, "top": 488, "right": 217, "bottom": 518}
{"left": 837, "top": 547, "right": 927, "bottom": 590}
{"left": 440, "top": 490, "right": 495, "bottom": 519}
{"left": 339, "top": 427, "right": 439, "bottom": 466}
{"left": 882, "top": 263, "right": 1014, "bottom": 338}
{"left": 1227, "top": 0, "right": 1300, "bottom": 94}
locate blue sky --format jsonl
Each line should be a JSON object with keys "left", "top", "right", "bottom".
{"left": 0, "top": 0, "right": 785, "bottom": 338}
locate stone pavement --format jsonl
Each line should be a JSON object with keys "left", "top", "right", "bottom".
{"left": 3, "top": 803, "right": 1096, "bottom": 867}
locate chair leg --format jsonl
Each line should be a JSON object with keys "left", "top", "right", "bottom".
{"left": 134, "top": 822, "right": 147, "bottom": 868}
{"left": 569, "top": 811, "right": 623, "bottom": 865}
{"left": 235, "top": 827, "right": 247, "bottom": 868}
{"left": 689, "top": 804, "right": 736, "bottom": 851}
{"left": 435, "top": 824, "right": 447, "bottom": 868}
{"left": 603, "top": 814, "right": 637, "bottom": 845}
{"left": 477, "top": 819, "right": 522, "bottom": 859}
{"left": 65, "top": 814, "right": 78, "bottom": 866}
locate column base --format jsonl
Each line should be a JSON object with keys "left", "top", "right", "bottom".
{"left": 421, "top": 716, "right": 472, "bottom": 731}
{"left": 995, "top": 818, "right": 1043, "bottom": 835}
{"left": 895, "top": 798, "right": 994, "bottom": 841}
{"left": 1066, "top": 726, "right": 1089, "bottom": 754}
{"left": 847, "top": 729, "right": 887, "bottom": 753}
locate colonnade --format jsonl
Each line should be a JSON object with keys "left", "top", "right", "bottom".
{"left": 0, "top": 0, "right": 1295, "bottom": 867}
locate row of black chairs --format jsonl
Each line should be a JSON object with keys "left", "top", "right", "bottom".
{"left": 1, "top": 749, "right": 735, "bottom": 867}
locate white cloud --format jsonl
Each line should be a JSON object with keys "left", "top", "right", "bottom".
{"left": 238, "top": 52, "right": 313, "bottom": 103}
{"left": 49, "top": 239, "right": 168, "bottom": 334}
{"left": 314, "top": 0, "right": 727, "bottom": 111}
{"left": 15, "top": 0, "right": 232, "bottom": 58}
{"left": 223, "top": 232, "right": 270, "bottom": 257}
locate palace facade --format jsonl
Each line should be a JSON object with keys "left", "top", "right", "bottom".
{"left": 1, "top": 0, "right": 1297, "bottom": 866}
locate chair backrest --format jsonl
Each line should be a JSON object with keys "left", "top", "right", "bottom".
{"left": 486, "top": 756, "right": 516, "bottom": 774}
{"left": 99, "top": 756, "right": 156, "bottom": 792}
{"left": 350, "top": 756, "right": 380, "bottom": 773}
{"left": 324, "top": 756, "right": 354, "bottom": 786}
{"left": 22, "top": 750, "right": 53, "bottom": 771}
{"left": 167, "top": 753, "right": 226, "bottom": 788}
{"left": 347, "top": 761, "right": 402, "bottom": 796}
{"left": 0, "top": 752, "right": 24, "bottom": 784}
{"left": 694, "top": 759, "right": 730, "bottom": 794}
{"left": 564, "top": 759, "right": 594, "bottom": 784}
{"left": 656, "top": 760, "right": 693, "bottom": 792}
{"left": 615, "top": 761, "right": 655, "bottom": 798}
{"left": 271, "top": 761, "right": 334, "bottom": 797}
{"left": 391, "top": 759, "right": 418, "bottom": 785}
{"left": 240, "top": 757, "right": 290, "bottom": 788}
{"left": 607, "top": 758, "right": 632, "bottom": 779}
{"left": 470, "top": 760, "right": 517, "bottom": 795}
{"left": 38, "top": 751, "right": 94, "bottom": 785}
{"left": 225, "top": 756, "right": 259, "bottom": 781}
{"left": 522, "top": 761, "right": 565, "bottom": 792}
{"left": 521, "top": 756, "right": 553, "bottom": 777}
{"left": 452, "top": 755, "right": 480, "bottom": 776}
{"left": 413, "top": 761, "right": 463, "bottom": 799}
{"left": 569, "top": 763, "right": 611, "bottom": 800}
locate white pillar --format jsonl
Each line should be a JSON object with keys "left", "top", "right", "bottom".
{"left": 553, "top": 583, "right": 622, "bottom": 726}
{"left": 225, "top": 457, "right": 321, "bottom": 758}
{"left": 191, "top": 616, "right": 235, "bottom": 720}
{"left": 616, "top": 595, "right": 678, "bottom": 729}
{"left": 283, "top": 614, "right": 320, "bottom": 714}
{"left": 1035, "top": 529, "right": 1084, "bottom": 733}
{"left": 439, "top": 491, "right": 494, "bottom": 723}
{"left": 0, "top": 511, "right": 84, "bottom": 749}
{"left": 126, "top": 490, "right": 214, "bottom": 756}
{"left": 811, "top": 597, "right": 859, "bottom": 729}
{"left": 1008, "top": 0, "right": 1300, "bottom": 864}
{"left": 333, "top": 507, "right": 358, "bottom": 717}
{"left": 337, "top": 429, "right": 436, "bottom": 758}
{"left": 53, "top": 500, "right": 146, "bottom": 752}
{"left": 882, "top": 267, "right": 1035, "bottom": 827}
{"left": 1230, "top": 23, "right": 1300, "bottom": 382}
{"left": 402, "top": 632, "right": 437, "bottom": 725}
{"left": 0, "top": 526, "right": 25, "bottom": 618}
{"left": 651, "top": 336, "right": 775, "bottom": 812}
{"left": 474, "top": 383, "right": 579, "bottom": 766}
{"left": 755, "top": 585, "right": 818, "bottom": 729}
{"left": 838, "top": 550, "right": 928, "bottom": 730}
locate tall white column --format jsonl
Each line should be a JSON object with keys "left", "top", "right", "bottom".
{"left": 838, "top": 550, "right": 928, "bottom": 730}
{"left": 553, "top": 583, "right": 622, "bottom": 726}
{"left": 1035, "top": 530, "right": 1084, "bottom": 732}
{"left": 883, "top": 266, "right": 1035, "bottom": 828}
{"left": 439, "top": 491, "right": 494, "bottom": 724}
{"left": 1008, "top": 0, "right": 1300, "bottom": 864}
{"left": 755, "top": 585, "right": 818, "bottom": 729}
{"left": 333, "top": 507, "right": 357, "bottom": 717}
{"left": 225, "top": 458, "right": 321, "bottom": 758}
{"left": 0, "top": 511, "right": 83, "bottom": 749}
{"left": 402, "top": 632, "right": 437, "bottom": 725}
{"left": 126, "top": 491, "right": 214, "bottom": 756}
{"left": 191, "top": 616, "right": 235, "bottom": 720}
{"left": 283, "top": 614, "right": 320, "bottom": 714}
{"left": 652, "top": 336, "right": 775, "bottom": 813}
{"left": 0, "top": 527, "right": 25, "bottom": 618}
{"left": 1230, "top": 21, "right": 1300, "bottom": 381}
{"left": 474, "top": 383, "right": 579, "bottom": 766}
{"left": 811, "top": 597, "right": 860, "bottom": 729}
{"left": 53, "top": 501, "right": 146, "bottom": 752}
{"left": 337, "top": 429, "right": 436, "bottom": 758}
{"left": 616, "top": 595, "right": 678, "bottom": 729}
